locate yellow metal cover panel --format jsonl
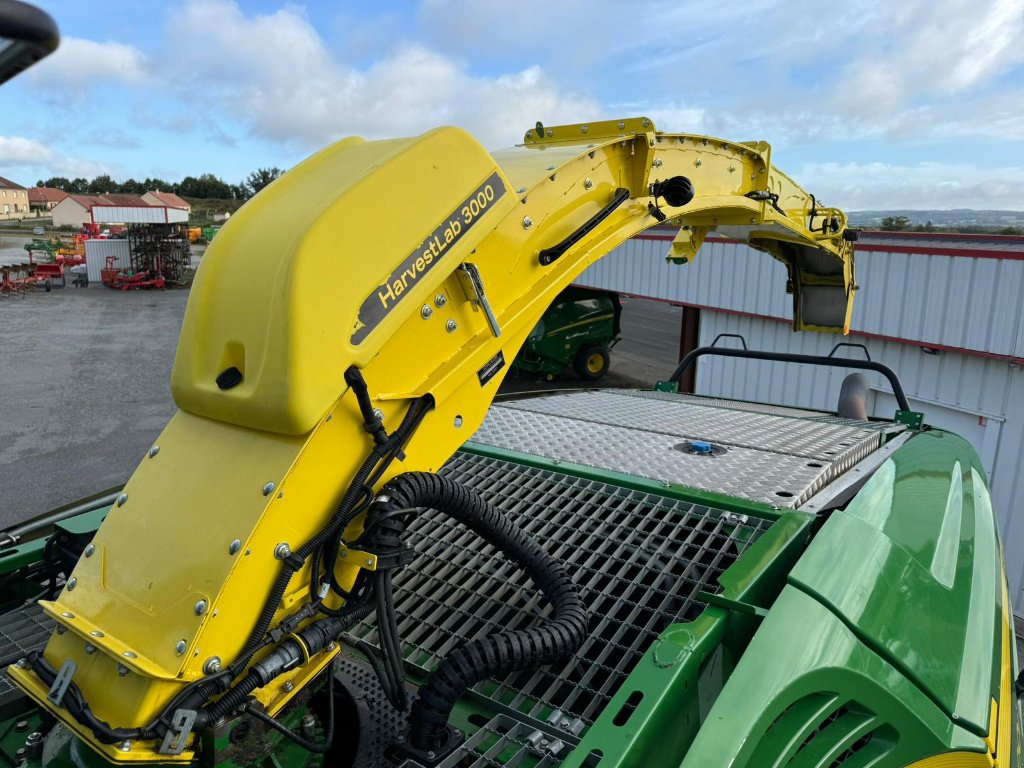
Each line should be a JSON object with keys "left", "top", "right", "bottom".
{"left": 171, "top": 127, "right": 516, "bottom": 436}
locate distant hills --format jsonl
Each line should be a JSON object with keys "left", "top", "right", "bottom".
{"left": 849, "top": 209, "right": 1024, "bottom": 230}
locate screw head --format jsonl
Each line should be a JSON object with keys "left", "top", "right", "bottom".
{"left": 420, "top": 305, "right": 433, "bottom": 320}
{"left": 283, "top": 681, "right": 294, "bottom": 693}
{"left": 84, "top": 543, "right": 95, "bottom": 557}
{"left": 203, "top": 656, "right": 222, "bottom": 674}
{"left": 652, "top": 158, "right": 663, "bottom": 167}
{"left": 453, "top": 415, "right": 463, "bottom": 428}
{"left": 15, "top": 658, "right": 27, "bottom": 669}
{"left": 642, "top": 118, "right": 650, "bottom": 127}
{"left": 122, "top": 651, "right": 137, "bottom": 658}
{"left": 434, "top": 293, "right": 447, "bottom": 307}
{"left": 84, "top": 643, "right": 96, "bottom": 655}
{"left": 365, "top": 558, "right": 374, "bottom": 567}
{"left": 61, "top": 611, "right": 74, "bottom": 619}
{"left": 119, "top": 740, "right": 131, "bottom": 752}
{"left": 148, "top": 445, "right": 160, "bottom": 458}
{"left": 584, "top": 178, "right": 593, "bottom": 190}
{"left": 229, "top": 539, "right": 241, "bottom": 555}
{"left": 14, "top": 721, "right": 28, "bottom": 733}
{"left": 90, "top": 630, "right": 104, "bottom": 637}
{"left": 580, "top": 125, "right": 588, "bottom": 133}
{"left": 274, "top": 543, "right": 291, "bottom": 560}
{"left": 66, "top": 577, "right": 77, "bottom": 591}
{"left": 195, "top": 600, "right": 208, "bottom": 615}
{"left": 262, "top": 481, "right": 275, "bottom": 496}
{"left": 516, "top": 187, "right": 527, "bottom": 194}
{"left": 522, "top": 216, "right": 533, "bottom": 229}
{"left": 175, "top": 640, "right": 187, "bottom": 655}
{"left": 117, "top": 493, "right": 128, "bottom": 507}
{"left": 446, "top": 319, "right": 457, "bottom": 333}
{"left": 618, "top": 121, "right": 625, "bottom": 129}
{"left": 117, "top": 665, "right": 129, "bottom": 677}
{"left": 695, "top": 159, "right": 702, "bottom": 167}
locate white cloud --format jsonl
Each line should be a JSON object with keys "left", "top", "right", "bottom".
{"left": 0, "top": 136, "right": 116, "bottom": 180}
{"left": 160, "top": 0, "right": 597, "bottom": 149}
{"left": 794, "top": 160, "right": 1024, "bottom": 210}
{"left": 27, "top": 36, "right": 147, "bottom": 92}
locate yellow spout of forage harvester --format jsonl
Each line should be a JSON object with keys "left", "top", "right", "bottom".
{"left": 9, "top": 117, "right": 855, "bottom": 761}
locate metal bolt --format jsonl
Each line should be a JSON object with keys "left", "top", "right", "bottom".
{"left": 229, "top": 539, "right": 241, "bottom": 555}
{"left": 580, "top": 125, "right": 588, "bottom": 133}
{"left": 262, "top": 481, "right": 275, "bottom": 496}
{"left": 642, "top": 118, "right": 650, "bottom": 127}
{"left": 584, "top": 178, "right": 593, "bottom": 190}
{"left": 175, "top": 640, "right": 187, "bottom": 655}
{"left": 728, "top": 165, "right": 736, "bottom": 173}
{"left": 84, "top": 643, "right": 96, "bottom": 655}
{"left": 203, "top": 656, "right": 222, "bottom": 674}
{"left": 426, "top": 752, "right": 436, "bottom": 760}
{"left": 446, "top": 319, "right": 457, "bottom": 333}
{"left": 340, "top": 550, "right": 347, "bottom": 558}
{"left": 148, "top": 445, "right": 159, "bottom": 458}
{"left": 453, "top": 415, "right": 463, "bottom": 428}
{"left": 283, "top": 681, "right": 294, "bottom": 693}
{"left": 545, "top": 165, "right": 555, "bottom": 171}
{"left": 14, "top": 721, "right": 28, "bottom": 733}
{"left": 15, "top": 749, "right": 25, "bottom": 759}
{"left": 84, "top": 543, "right": 95, "bottom": 558}
{"left": 274, "top": 543, "right": 291, "bottom": 560}
{"left": 117, "top": 493, "right": 128, "bottom": 507}
{"left": 300, "top": 714, "right": 316, "bottom": 737}
{"left": 618, "top": 121, "right": 625, "bottom": 129}
{"left": 522, "top": 216, "right": 533, "bottom": 229}
{"left": 652, "top": 158, "right": 663, "bottom": 167}
{"left": 365, "top": 558, "right": 374, "bottom": 567}
{"left": 695, "top": 159, "right": 702, "bottom": 166}
{"left": 90, "top": 630, "right": 104, "bottom": 637}
{"left": 372, "top": 408, "right": 384, "bottom": 421}
{"left": 55, "top": 625, "right": 66, "bottom": 635}
{"left": 434, "top": 293, "right": 447, "bottom": 307}
{"left": 420, "top": 304, "right": 433, "bottom": 319}
{"left": 119, "top": 741, "right": 131, "bottom": 753}
{"left": 117, "top": 665, "right": 129, "bottom": 677}
{"left": 61, "top": 611, "right": 74, "bottom": 619}
{"left": 546, "top": 129, "right": 553, "bottom": 137}
{"left": 15, "top": 658, "right": 27, "bottom": 669}
{"left": 195, "top": 600, "right": 207, "bottom": 616}
{"left": 122, "top": 650, "right": 137, "bottom": 658}
{"left": 516, "top": 187, "right": 526, "bottom": 194}
{"left": 66, "top": 577, "right": 77, "bottom": 591}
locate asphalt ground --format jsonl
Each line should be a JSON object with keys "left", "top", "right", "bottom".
{"left": 0, "top": 280, "right": 681, "bottom": 528}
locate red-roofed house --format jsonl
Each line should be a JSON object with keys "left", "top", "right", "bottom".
{"left": 142, "top": 190, "right": 191, "bottom": 214}
{"left": 0, "top": 176, "right": 30, "bottom": 220}
{"left": 29, "top": 187, "right": 70, "bottom": 211}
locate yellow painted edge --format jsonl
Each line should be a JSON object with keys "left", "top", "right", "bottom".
{"left": 6, "top": 664, "right": 192, "bottom": 763}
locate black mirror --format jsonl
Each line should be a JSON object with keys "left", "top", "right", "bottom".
{"left": 0, "top": 0, "right": 59, "bottom": 86}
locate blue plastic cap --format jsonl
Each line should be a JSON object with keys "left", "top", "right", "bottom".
{"left": 690, "top": 440, "right": 713, "bottom": 454}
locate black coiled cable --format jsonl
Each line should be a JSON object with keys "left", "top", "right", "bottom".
{"left": 364, "top": 472, "right": 589, "bottom": 752}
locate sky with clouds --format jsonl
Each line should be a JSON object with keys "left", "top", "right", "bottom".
{"left": 2, "top": 0, "right": 1022, "bottom": 210}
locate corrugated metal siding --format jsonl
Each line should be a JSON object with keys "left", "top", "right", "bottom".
{"left": 90, "top": 206, "right": 188, "bottom": 224}
{"left": 696, "top": 310, "right": 1024, "bottom": 611}
{"left": 576, "top": 237, "right": 1024, "bottom": 358}
{"left": 84, "top": 239, "right": 131, "bottom": 283}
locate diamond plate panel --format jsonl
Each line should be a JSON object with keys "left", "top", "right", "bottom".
{"left": 499, "top": 390, "right": 885, "bottom": 461}
{"left": 472, "top": 408, "right": 852, "bottom": 507}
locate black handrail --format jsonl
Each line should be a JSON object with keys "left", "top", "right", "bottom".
{"left": 667, "top": 346, "right": 911, "bottom": 412}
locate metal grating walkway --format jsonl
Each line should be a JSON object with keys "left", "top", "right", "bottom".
{"left": 0, "top": 604, "right": 54, "bottom": 707}
{"left": 472, "top": 390, "right": 902, "bottom": 507}
{"left": 342, "top": 452, "right": 771, "bottom": 764}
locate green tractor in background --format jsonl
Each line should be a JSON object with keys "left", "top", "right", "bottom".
{"left": 511, "top": 286, "right": 622, "bottom": 381}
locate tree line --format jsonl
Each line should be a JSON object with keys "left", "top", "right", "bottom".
{"left": 35, "top": 168, "right": 284, "bottom": 201}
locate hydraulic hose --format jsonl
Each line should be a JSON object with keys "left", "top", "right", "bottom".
{"left": 365, "top": 473, "right": 589, "bottom": 752}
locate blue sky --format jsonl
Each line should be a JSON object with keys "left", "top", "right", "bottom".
{"left": 2, "top": 0, "right": 1022, "bottom": 209}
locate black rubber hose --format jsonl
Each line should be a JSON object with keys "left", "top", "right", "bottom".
{"left": 368, "top": 473, "right": 589, "bottom": 752}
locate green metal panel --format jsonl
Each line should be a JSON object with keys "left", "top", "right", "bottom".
{"left": 789, "top": 430, "right": 1000, "bottom": 737}
{"left": 679, "top": 586, "right": 987, "bottom": 768}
